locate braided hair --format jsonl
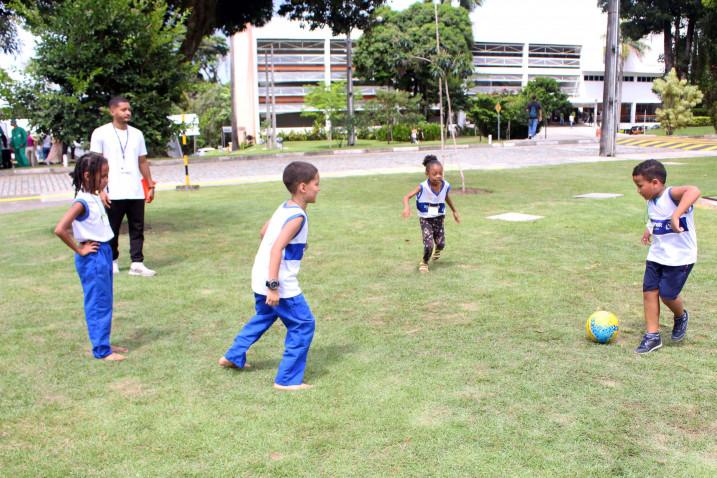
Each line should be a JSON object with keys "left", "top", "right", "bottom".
{"left": 70, "top": 152, "right": 108, "bottom": 197}
{"left": 422, "top": 154, "right": 441, "bottom": 171}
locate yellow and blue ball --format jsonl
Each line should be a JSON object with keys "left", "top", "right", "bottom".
{"left": 585, "top": 311, "right": 619, "bottom": 343}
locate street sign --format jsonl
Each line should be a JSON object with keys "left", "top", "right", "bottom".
{"left": 495, "top": 103, "right": 502, "bottom": 113}
{"left": 168, "top": 114, "right": 200, "bottom": 136}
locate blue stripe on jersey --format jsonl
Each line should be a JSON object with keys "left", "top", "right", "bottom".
{"left": 652, "top": 217, "right": 689, "bottom": 235}
{"left": 284, "top": 243, "right": 306, "bottom": 261}
{"left": 416, "top": 202, "right": 446, "bottom": 213}
{"left": 283, "top": 213, "right": 306, "bottom": 239}
{"left": 74, "top": 199, "right": 90, "bottom": 221}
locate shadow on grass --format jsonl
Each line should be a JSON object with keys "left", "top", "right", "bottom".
{"left": 232, "top": 343, "right": 356, "bottom": 381}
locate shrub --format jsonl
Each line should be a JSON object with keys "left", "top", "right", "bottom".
{"left": 688, "top": 116, "right": 713, "bottom": 127}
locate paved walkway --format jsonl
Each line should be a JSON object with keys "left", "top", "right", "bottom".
{"left": 1, "top": 126, "right": 715, "bottom": 214}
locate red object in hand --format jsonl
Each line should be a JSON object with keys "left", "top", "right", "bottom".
{"left": 142, "top": 178, "right": 155, "bottom": 203}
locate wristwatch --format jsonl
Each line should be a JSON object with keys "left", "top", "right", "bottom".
{"left": 265, "top": 279, "right": 280, "bottom": 290}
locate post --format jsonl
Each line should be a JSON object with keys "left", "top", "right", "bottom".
{"left": 229, "top": 35, "right": 239, "bottom": 151}
{"left": 497, "top": 111, "right": 501, "bottom": 142}
{"left": 264, "top": 50, "right": 272, "bottom": 149}
{"left": 346, "top": 31, "right": 355, "bottom": 146}
{"left": 176, "top": 113, "right": 199, "bottom": 191}
{"left": 434, "top": 3, "right": 444, "bottom": 149}
{"left": 270, "top": 44, "right": 277, "bottom": 148}
{"left": 600, "top": 0, "right": 619, "bottom": 156}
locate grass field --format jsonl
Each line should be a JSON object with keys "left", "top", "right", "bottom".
{"left": 1, "top": 158, "right": 717, "bottom": 477}
{"left": 652, "top": 126, "right": 716, "bottom": 136}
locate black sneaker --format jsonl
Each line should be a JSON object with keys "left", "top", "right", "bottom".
{"left": 672, "top": 310, "right": 689, "bottom": 342}
{"left": 635, "top": 333, "right": 662, "bottom": 354}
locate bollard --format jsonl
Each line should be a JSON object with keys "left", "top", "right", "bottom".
{"left": 488, "top": 134, "right": 492, "bottom": 145}
{"left": 176, "top": 128, "right": 199, "bottom": 191}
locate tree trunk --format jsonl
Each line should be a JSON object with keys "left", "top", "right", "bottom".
{"left": 674, "top": 18, "right": 681, "bottom": 76}
{"left": 179, "top": 0, "right": 217, "bottom": 61}
{"left": 685, "top": 15, "right": 695, "bottom": 79}
{"left": 346, "top": 33, "right": 355, "bottom": 146}
{"left": 663, "top": 21, "right": 673, "bottom": 75}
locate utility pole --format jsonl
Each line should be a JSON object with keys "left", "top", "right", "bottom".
{"left": 600, "top": 0, "right": 619, "bottom": 157}
{"left": 229, "top": 34, "right": 239, "bottom": 151}
{"left": 270, "top": 43, "right": 277, "bottom": 148}
{"left": 264, "top": 50, "right": 272, "bottom": 149}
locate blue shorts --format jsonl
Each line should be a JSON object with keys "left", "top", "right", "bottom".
{"left": 643, "top": 261, "right": 694, "bottom": 300}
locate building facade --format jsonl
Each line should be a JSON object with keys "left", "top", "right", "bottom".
{"left": 230, "top": 1, "right": 664, "bottom": 138}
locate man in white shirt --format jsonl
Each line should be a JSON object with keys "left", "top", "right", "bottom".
{"left": 90, "top": 96, "right": 157, "bottom": 277}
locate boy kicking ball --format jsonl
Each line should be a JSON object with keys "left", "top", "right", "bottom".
{"left": 219, "top": 162, "right": 320, "bottom": 390}
{"left": 632, "top": 159, "right": 700, "bottom": 354}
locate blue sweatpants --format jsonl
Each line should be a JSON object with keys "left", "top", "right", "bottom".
{"left": 75, "top": 242, "right": 113, "bottom": 359}
{"left": 225, "top": 293, "right": 315, "bottom": 386}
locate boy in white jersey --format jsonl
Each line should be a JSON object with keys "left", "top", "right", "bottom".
{"left": 219, "top": 161, "right": 320, "bottom": 390}
{"left": 632, "top": 159, "right": 701, "bottom": 354}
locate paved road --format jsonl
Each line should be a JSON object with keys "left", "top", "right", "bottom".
{"left": 1, "top": 136, "right": 715, "bottom": 214}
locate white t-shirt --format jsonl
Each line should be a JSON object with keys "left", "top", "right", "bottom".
{"left": 72, "top": 191, "right": 114, "bottom": 243}
{"left": 251, "top": 202, "right": 309, "bottom": 299}
{"left": 90, "top": 123, "right": 148, "bottom": 200}
{"left": 646, "top": 187, "right": 697, "bottom": 266}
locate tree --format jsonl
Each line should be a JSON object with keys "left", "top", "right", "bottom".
{"left": 0, "top": 2, "right": 18, "bottom": 54}
{"left": 652, "top": 67, "right": 704, "bottom": 134}
{"left": 194, "top": 34, "right": 229, "bottom": 82}
{"left": 7, "top": 0, "right": 192, "bottom": 153}
{"left": 301, "top": 81, "right": 348, "bottom": 146}
{"left": 362, "top": 88, "right": 421, "bottom": 143}
{"left": 354, "top": 3, "right": 473, "bottom": 119}
{"left": 278, "top": 0, "right": 388, "bottom": 146}
{"left": 522, "top": 77, "right": 572, "bottom": 125}
{"left": 177, "top": 81, "right": 231, "bottom": 148}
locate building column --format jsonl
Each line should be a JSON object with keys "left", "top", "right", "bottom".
{"left": 231, "top": 26, "right": 258, "bottom": 140}
{"left": 522, "top": 42, "right": 530, "bottom": 86}
{"left": 324, "top": 38, "right": 331, "bottom": 132}
{"left": 630, "top": 102, "right": 637, "bottom": 124}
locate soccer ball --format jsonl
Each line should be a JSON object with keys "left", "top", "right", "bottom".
{"left": 585, "top": 311, "right": 619, "bottom": 344}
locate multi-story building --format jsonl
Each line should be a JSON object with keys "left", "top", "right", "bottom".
{"left": 230, "top": 0, "right": 664, "bottom": 139}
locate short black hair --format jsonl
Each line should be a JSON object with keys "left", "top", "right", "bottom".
{"left": 70, "top": 152, "right": 108, "bottom": 196}
{"left": 283, "top": 161, "right": 318, "bottom": 193}
{"left": 423, "top": 154, "right": 441, "bottom": 170}
{"left": 632, "top": 159, "right": 666, "bottom": 184}
{"left": 109, "top": 96, "right": 130, "bottom": 108}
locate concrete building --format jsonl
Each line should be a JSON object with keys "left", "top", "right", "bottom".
{"left": 230, "top": 0, "right": 664, "bottom": 138}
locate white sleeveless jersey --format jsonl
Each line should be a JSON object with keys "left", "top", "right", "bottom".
{"left": 416, "top": 179, "right": 450, "bottom": 218}
{"left": 646, "top": 187, "right": 697, "bottom": 266}
{"left": 251, "top": 202, "right": 309, "bottom": 298}
{"left": 71, "top": 191, "right": 114, "bottom": 243}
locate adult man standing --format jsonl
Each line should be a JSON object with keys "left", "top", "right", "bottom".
{"left": 91, "top": 96, "right": 157, "bottom": 277}
{"left": 10, "top": 120, "right": 29, "bottom": 167}
{"left": 525, "top": 96, "right": 542, "bottom": 140}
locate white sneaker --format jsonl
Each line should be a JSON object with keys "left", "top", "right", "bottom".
{"left": 112, "top": 260, "right": 119, "bottom": 274}
{"left": 128, "top": 262, "right": 156, "bottom": 277}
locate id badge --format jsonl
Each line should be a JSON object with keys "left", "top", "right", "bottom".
{"left": 428, "top": 205, "right": 439, "bottom": 216}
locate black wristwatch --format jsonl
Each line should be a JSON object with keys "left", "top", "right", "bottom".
{"left": 265, "top": 279, "right": 280, "bottom": 290}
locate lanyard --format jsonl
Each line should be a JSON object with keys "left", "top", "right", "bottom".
{"left": 112, "top": 126, "right": 129, "bottom": 169}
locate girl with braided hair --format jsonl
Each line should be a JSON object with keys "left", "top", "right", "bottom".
{"left": 54, "top": 153, "right": 127, "bottom": 361}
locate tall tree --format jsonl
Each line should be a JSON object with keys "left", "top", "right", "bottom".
{"left": 354, "top": 3, "right": 473, "bottom": 119}
{"left": 194, "top": 34, "right": 229, "bottom": 82}
{"left": 7, "top": 0, "right": 192, "bottom": 153}
{"left": 278, "top": 0, "right": 388, "bottom": 146}
{"left": 0, "top": 2, "right": 18, "bottom": 54}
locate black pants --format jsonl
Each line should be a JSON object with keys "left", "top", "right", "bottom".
{"left": 107, "top": 199, "right": 145, "bottom": 262}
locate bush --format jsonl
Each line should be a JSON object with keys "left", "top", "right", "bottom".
{"left": 418, "top": 122, "right": 441, "bottom": 141}
{"left": 688, "top": 116, "right": 713, "bottom": 127}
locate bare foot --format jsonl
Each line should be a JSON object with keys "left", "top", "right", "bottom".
{"left": 218, "top": 357, "right": 251, "bottom": 369}
{"left": 111, "top": 345, "right": 129, "bottom": 353}
{"left": 102, "top": 353, "right": 126, "bottom": 362}
{"left": 273, "top": 383, "right": 313, "bottom": 391}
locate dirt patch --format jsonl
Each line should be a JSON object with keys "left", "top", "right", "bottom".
{"left": 110, "top": 378, "right": 146, "bottom": 398}
{"left": 452, "top": 187, "right": 492, "bottom": 195}
{"left": 270, "top": 452, "right": 283, "bottom": 461}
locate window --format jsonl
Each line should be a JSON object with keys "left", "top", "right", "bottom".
{"left": 584, "top": 75, "right": 604, "bottom": 81}
{"left": 637, "top": 76, "right": 657, "bottom": 82}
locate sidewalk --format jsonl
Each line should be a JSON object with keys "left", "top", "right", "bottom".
{"left": 1, "top": 125, "right": 714, "bottom": 214}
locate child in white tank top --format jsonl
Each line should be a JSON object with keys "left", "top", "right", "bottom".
{"left": 219, "top": 161, "right": 320, "bottom": 391}
{"left": 632, "top": 159, "right": 701, "bottom": 354}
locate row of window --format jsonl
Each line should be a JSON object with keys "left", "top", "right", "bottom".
{"left": 584, "top": 75, "right": 658, "bottom": 82}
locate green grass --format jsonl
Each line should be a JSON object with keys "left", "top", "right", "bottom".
{"left": 192, "top": 136, "right": 489, "bottom": 159}
{"left": 651, "top": 125, "right": 716, "bottom": 136}
{"left": 2, "top": 158, "right": 717, "bottom": 476}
